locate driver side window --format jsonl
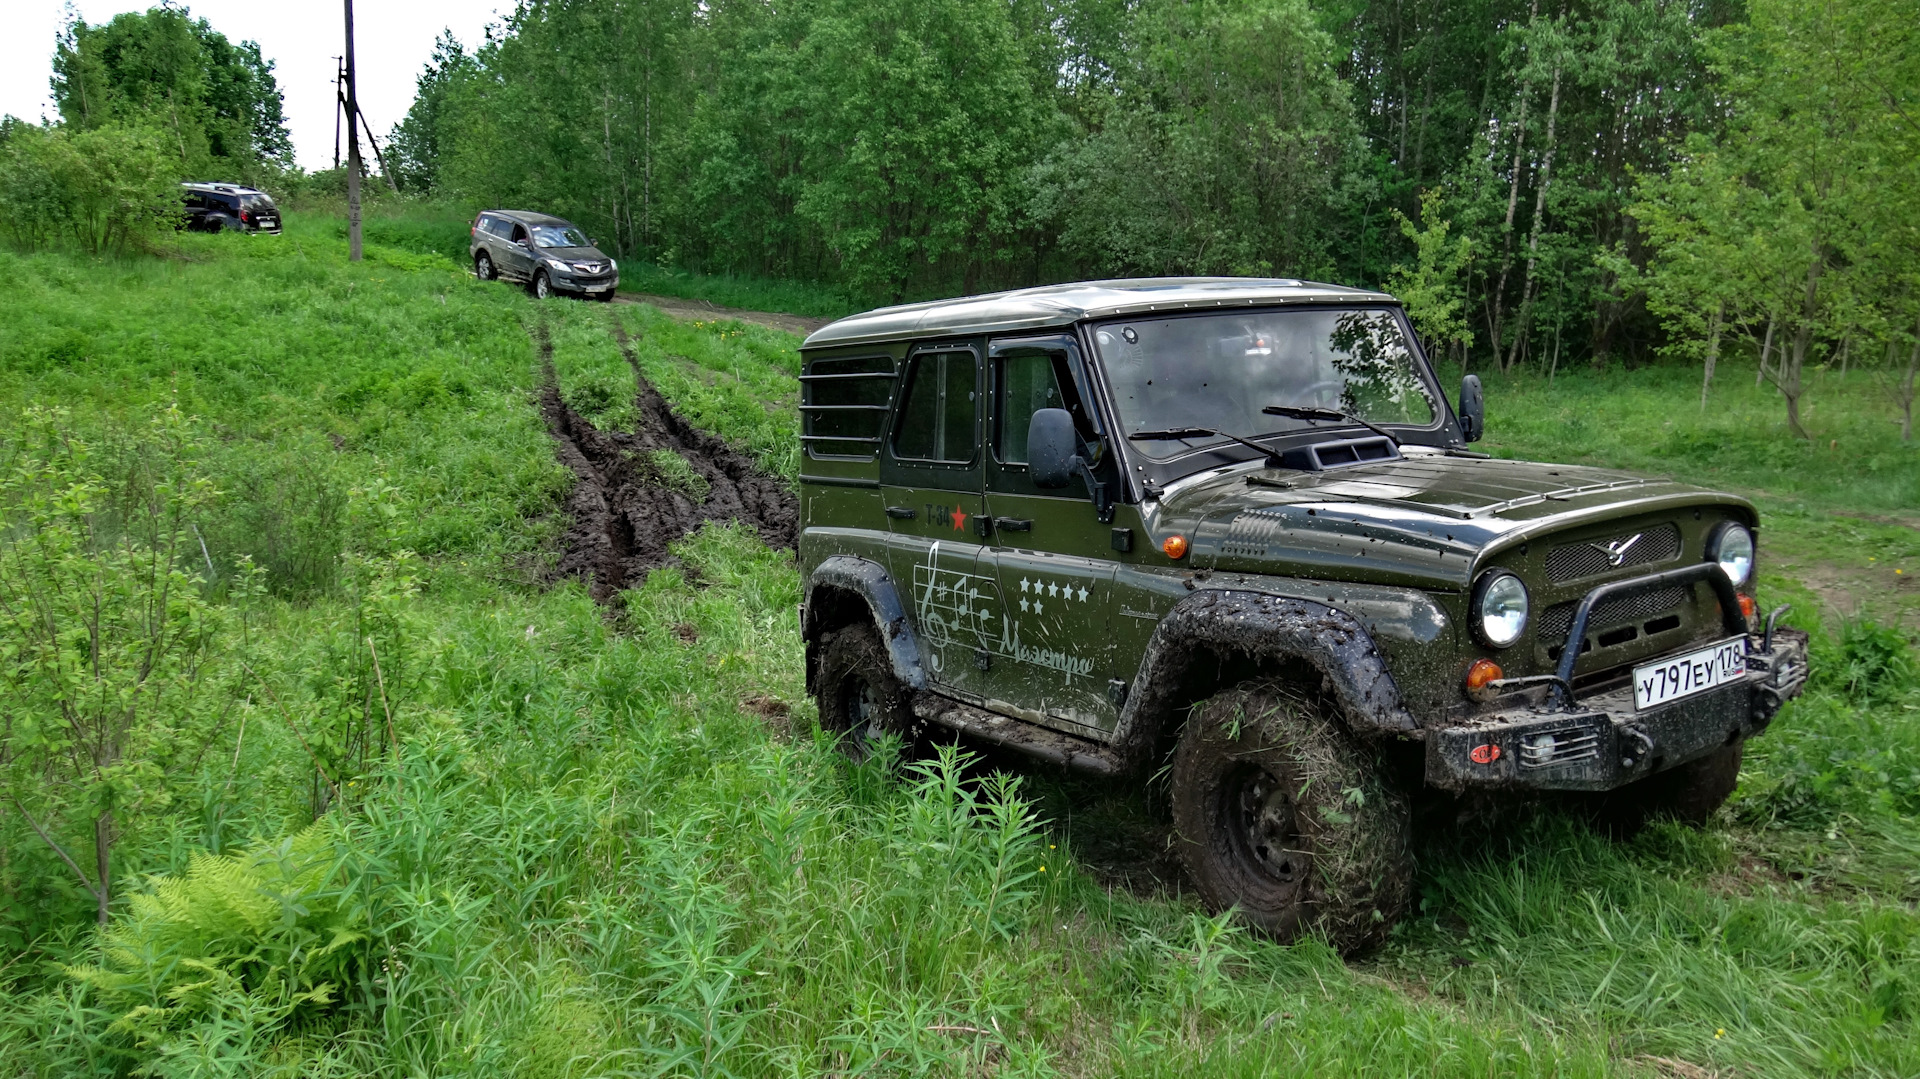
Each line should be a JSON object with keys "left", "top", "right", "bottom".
{"left": 509, "top": 224, "right": 528, "bottom": 244}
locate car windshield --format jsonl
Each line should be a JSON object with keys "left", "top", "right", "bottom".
{"left": 530, "top": 225, "right": 588, "bottom": 248}
{"left": 1092, "top": 308, "right": 1438, "bottom": 461}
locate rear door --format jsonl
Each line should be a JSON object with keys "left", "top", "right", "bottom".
{"left": 976, "top": 336, "right": 1121, "bottom": 735}
{"left": 879, "top": 344, "right": 994, "bottom": 700}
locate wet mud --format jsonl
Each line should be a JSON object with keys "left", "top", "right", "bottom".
{"left": 537, "top": 320, "right": 797, "bottom": 603}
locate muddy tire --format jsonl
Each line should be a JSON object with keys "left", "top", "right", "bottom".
{"left": 812, "top": 622, "right": 916, "bottom": 762}
{"left": 476, "top": 251, "right": 495, "bottom": 281}
{"left": 531, "top": 270, "right": 552, "bottom": 299}
{"left": 1170, "top": 682, "right": 1412, "bottom": 954}
{"left": 1595, "top": 741, "right": 1743, "bottom": 834}
{"left": 594, "top": 290, "right": 615, "bottom": 303}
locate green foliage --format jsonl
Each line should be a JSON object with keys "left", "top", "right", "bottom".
{"left": 1385, "top": 189, "right": 1475, "bottom": 356}
{"left": 0, "top": 404, "right": 252, "bottom": 923}
{"left": 68, "top": 825, "right": 369, "bottom": 1051}
{"left": 51, "top": 6, "right": 292, "bottom": 174}
{"left": 0, "top": 120, "right": 184, "bottom": 254}
{"left": 644, "top": 449, "right": 711, "bottom": 500}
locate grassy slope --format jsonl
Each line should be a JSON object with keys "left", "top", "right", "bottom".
{"left": 0, "top": 218, "right": 1914, "bottom": 1076}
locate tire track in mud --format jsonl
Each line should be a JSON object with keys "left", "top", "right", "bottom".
{"left": 536, "top": 319, "right": 797, "bottom": 603}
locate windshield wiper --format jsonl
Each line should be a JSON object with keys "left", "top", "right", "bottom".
{"left": 1128, "top": 427, "right": 1282, "bottom": 466}
{"left": 1261, "top": 405, "right": 1399, "bottom": 448}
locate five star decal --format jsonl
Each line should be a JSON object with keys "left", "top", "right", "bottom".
{"left": 1016, "top": 576, "right": 1094, "bottom": 617}
{"left": 950, "top": 506, "right": 969, "bottom": 531}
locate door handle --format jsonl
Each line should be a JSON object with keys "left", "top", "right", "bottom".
{"left": 885, "top": 506, "right": 916, "bottom": 519}
{"left": 994, "top": 517, "right": 1032, "bottom": 532}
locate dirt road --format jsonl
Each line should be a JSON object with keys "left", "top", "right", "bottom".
{"left": 614, "top": 292, "right": 834, "bottom": 337}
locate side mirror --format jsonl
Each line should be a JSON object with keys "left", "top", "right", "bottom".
{"left": 1027, "top": 408, "right": 1115, "bottom": 522}
{"left": 1027, "top": 408, "right": 1080, "bottom": 489}
{"left": 1458, "top": 374, "right": 1485, "bottom": 443}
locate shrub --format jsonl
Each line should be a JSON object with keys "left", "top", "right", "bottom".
{"left": 67, "top": 824, "right": 369, "bottom": 1055}
{"left": 0, "top": 119, "right": 182, "bottom": 254}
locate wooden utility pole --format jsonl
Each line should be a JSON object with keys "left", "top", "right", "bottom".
{"left": 344, "top": 0, "right": 362, "bottom": 262}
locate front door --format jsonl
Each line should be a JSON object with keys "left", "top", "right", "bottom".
{"left": 977, "top": 336, "right": 1123, "bottom": 737}
{"left": 880, "top": 345, "right": 995, "bottom": 700}
{"left": 501, "top": 222, "right": 535, "bottom": 280}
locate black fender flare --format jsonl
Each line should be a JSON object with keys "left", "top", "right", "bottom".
{"left": 802, "top": 555, "right": 928, "bottom": 690}
{"left": 1108, "top": 588, "right": 1419, "bottom": 769}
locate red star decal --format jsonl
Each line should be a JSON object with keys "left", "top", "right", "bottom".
{"left": 951, "top": 505, "right": 969, "bottom": 530}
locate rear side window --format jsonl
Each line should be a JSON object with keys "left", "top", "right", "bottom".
{"left": 801, "top": 355, "right": 893, "bottom": 459}
{"left": 892, "top": 351, "right": 977, "bottom": 464}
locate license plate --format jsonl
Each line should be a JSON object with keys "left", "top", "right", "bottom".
{"left": 1633, "top": 637, "right": 1748, "bottom": 711}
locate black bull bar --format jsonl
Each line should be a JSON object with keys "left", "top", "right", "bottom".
{"left": 1426, "top": 561, "right": 1809, "bottom": 792}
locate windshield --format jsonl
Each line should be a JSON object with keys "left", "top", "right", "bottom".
{"left": 1092, "top": 308, "right": 1438, "bottom": 461}
{"left": 530, "top": 225, "right": 589, "bottom": 248}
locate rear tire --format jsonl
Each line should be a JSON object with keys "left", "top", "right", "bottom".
{"left": 476, "top": 251, "right": 495, "bottom": 281}
{"left": 1170, "top": 682, "right": 1412, "bottom": 954}
{"left": 1595, "top": 741, "right": 1743, "bottom": 834}
{"left": 811, "top": 622, "right": 916, "bottom": 762}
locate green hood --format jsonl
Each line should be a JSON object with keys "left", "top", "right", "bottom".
{"left": 1158, "top": 451, "right": 1752, "bottom": 591}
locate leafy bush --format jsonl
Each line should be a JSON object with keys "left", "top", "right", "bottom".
{"left": 0, "top": 119, "right": 182, "bottom": 254}
{"left": 1827, "top": 619, "right": 1919, "bottom": 703}
{"left": 0, "top": 405, "right": 253, "bottom": 924}
{"left": 68, "top": 824, "right": 369, "bottom": 1055}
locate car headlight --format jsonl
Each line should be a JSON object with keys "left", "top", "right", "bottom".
{"left": 1710, "top": 522, "right": 1754, "bottom": 587}
{"left": 545, "top": 258, "right": 568, "bottom": 271}
{"left": 1472, "top": 571, "right": 1530, "bottom": 648}
{"left": 608, "top": 259, "right": 617, "bottom": 272}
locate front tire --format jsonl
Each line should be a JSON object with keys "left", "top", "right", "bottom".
{"left": 1170, "top": 682, "right": 1412, "bottom": 954}
{"left": 475, "top": 251, "right": 495, "bottom": 281}
{"left": 811, "top": 623, "right": 916, "bottom": 762}
{"left": 1594, "top": 740, "right": 1743, "bottom": 834}
{"left": 531, "top": 270, "right": 551, "bottom": 299}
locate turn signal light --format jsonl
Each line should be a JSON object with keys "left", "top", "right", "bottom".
{"left": 1465, "top": 658, "right": 1503, "bottom": 694}
{"left": 1162, "top": 534, "right": 1188, "bottom": 560}
{"left": 1738, "top": 593, "right": 1756, "bottom": 620}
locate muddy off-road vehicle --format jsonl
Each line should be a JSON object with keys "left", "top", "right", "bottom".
{"left": 795, "top": 278, "right": 1810, "bottom": 951}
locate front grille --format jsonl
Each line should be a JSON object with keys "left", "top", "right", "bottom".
{"left": 1539, "top": 584, "right": 1691, "bottom": 649}
{"left": 1545, "top": 522, "right": 1681, "bottom": 582}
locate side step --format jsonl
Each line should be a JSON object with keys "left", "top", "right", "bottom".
{"left": 911, "top": 693, "right": 1125, "bottom": 777}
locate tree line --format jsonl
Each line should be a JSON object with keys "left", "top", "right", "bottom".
{"left": 388, "top": 0, "right": 1916, "bottom": 434}
{"left": 7, "top": 2, "right": 1916, "bottom": 436}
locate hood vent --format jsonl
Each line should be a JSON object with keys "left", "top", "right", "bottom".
{"left": 1278, "top": 436, "right": 1398, "bottom": 472}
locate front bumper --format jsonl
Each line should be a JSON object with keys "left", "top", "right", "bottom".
{"left": 1425, "top": 627, "right": 1809, "bottom": 792}
{"left": 554, "top": 272, "right": 618, "bottom": 293}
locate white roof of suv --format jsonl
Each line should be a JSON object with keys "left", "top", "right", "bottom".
{"left": 802, "top": 277, "right": 1397, "bottom": 349}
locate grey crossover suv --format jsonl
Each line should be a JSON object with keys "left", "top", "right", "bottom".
{"left": 470, "top": 211, "right": 619, "bottom": 300}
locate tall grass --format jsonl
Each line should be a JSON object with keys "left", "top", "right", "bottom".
{"left": 0, "top": 219, "right": 1914, "bottom": 1075}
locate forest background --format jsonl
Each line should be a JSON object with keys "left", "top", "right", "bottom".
{"left": 6, "top": 0, "right": 1918, "bottom": 438}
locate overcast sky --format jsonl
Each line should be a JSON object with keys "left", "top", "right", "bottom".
{"left": 0, "top": 0, "right": 509, "bottom": 170}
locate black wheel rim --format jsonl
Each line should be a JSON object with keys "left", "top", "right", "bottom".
{"left": 834, "top": 673, "right": 884, "bottom": 756}
{"left": 1226, "top": 764, "right": 1303, "bottom": 884}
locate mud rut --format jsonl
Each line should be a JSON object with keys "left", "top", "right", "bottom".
{"left": 537, "top": 320, "right": 797, "bottom": 603}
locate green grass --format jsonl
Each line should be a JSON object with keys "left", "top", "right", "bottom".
{"left": 0, "top": 219, "right": 1915, "bottom": 1076}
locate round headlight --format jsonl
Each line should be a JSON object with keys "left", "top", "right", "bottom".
{"left": 1473, "top": 571, "right": 1530, "bottom": 648}
{"left": 1711, "top": 522, "right": 1754, "bottom": 587}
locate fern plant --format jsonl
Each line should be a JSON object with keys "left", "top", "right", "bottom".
{"left": 68, "top": 823, "right": 370, "bottom": 1050}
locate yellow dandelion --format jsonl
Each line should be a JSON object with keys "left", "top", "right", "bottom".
{"left": 1715, "top": 1029, "right": 1725, "bottom": 1039}
{"left": 1039, "top": 865, "right": 1046, "bottom": 872}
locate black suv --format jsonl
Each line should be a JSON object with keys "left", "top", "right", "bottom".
{"left": 181, "top": 183, "right": 281, "bottom": 234}
{"left": 469, "top": 210, "right": 619, "bottom": 301}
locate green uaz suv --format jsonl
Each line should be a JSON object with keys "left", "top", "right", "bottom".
{"left": 795, "top": 278, "right": 1809, "bottom": 952}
